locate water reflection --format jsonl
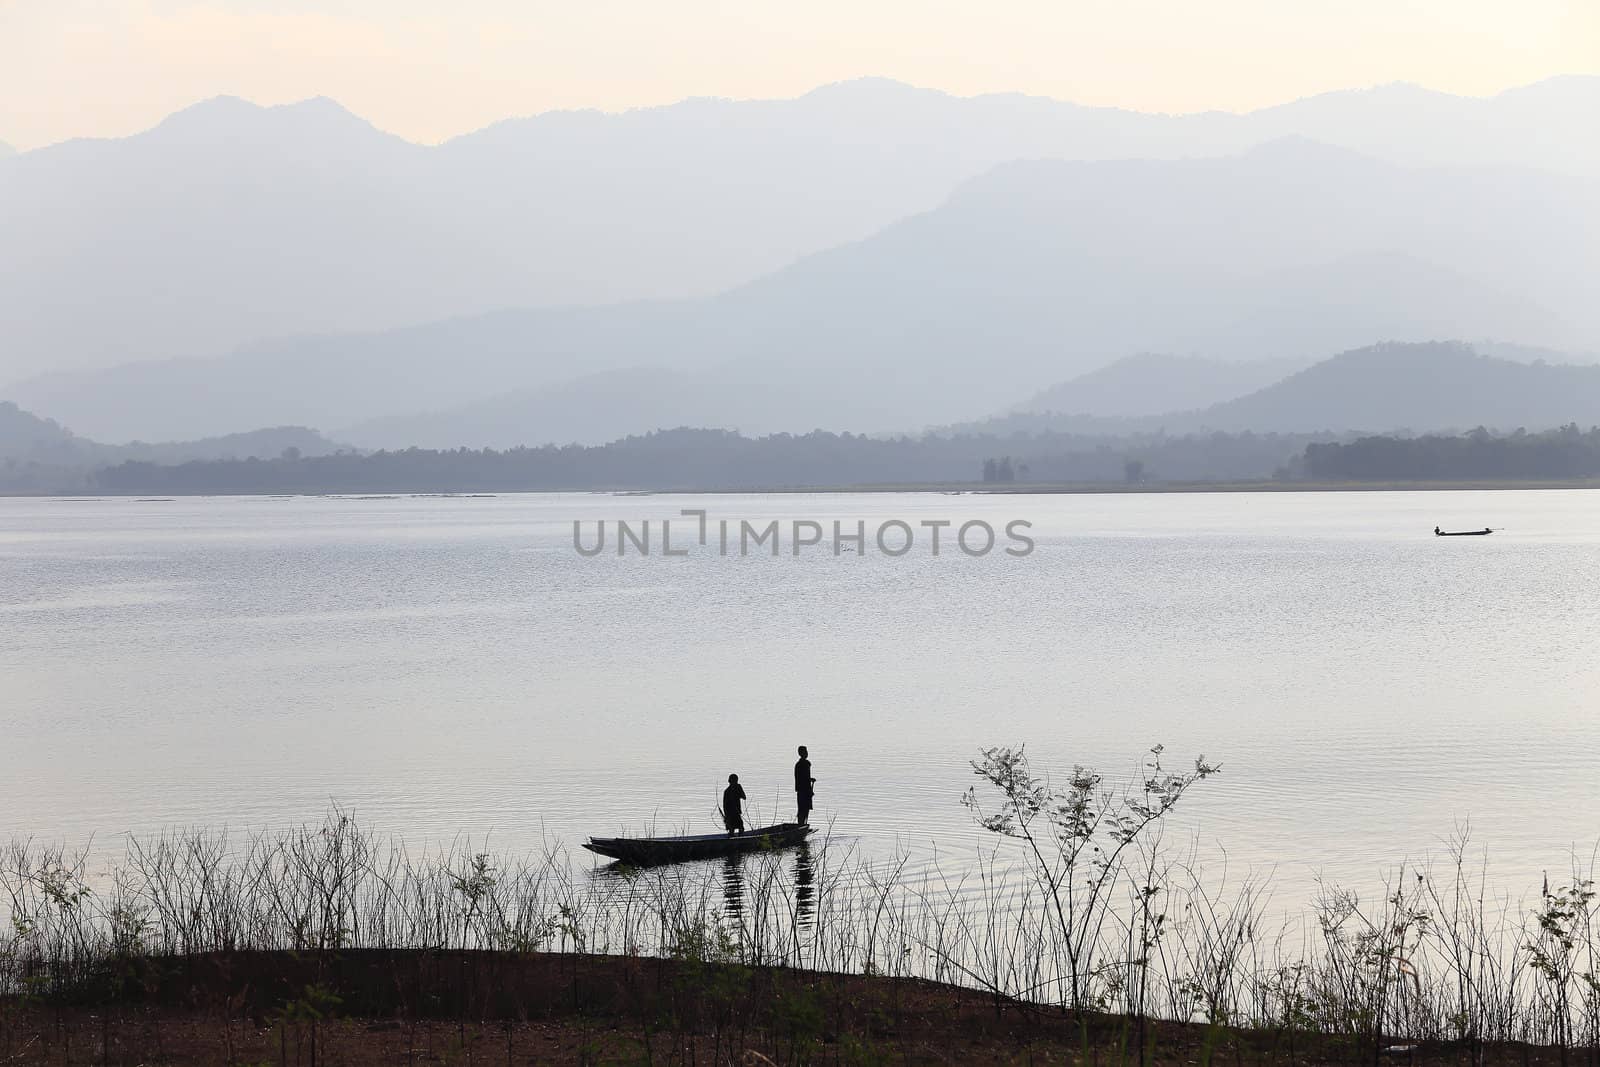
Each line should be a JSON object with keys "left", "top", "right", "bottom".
{"left": 794, "top": 842, "right": 815, "bottom": 929}
{"left": 720, "top": 844, "right": 816, "bottom": 929}
{"left": 722, "top": 853, "right": 744, "bottom": 918}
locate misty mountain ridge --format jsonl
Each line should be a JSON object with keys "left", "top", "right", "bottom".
{"left": 1470, "top": 340, "right": 1600, "bottom": 366}
{"left": 1190, "top": 342, "right": 1600, "bottom": 434}
{"left": 967, "top": 343, "right": 1600, "bottom": 438}
{"left": 342, "top": 368, "right": 743, "bottom": 450}
{"left": 150, "top": 94, "right": 395, "bottom": 143}
{"left": 0, "top": 401, "right": 73, "bottom": 454}
{"left": 260, "top": 338, "right": 1600, "bottom": 454}
{"left": 0, "top": 401, "right": 345, "bottom": 466}
{"left": 12, "top": 342, "right": 1600, "bottom": 489}
{"left": 4, "top": 74, "right": 1599, "bottom": 383}
{"left": 1016, "top": 354, "right": 1315, "bottom": 418}
{"left": 17, "top": 133, "right": 1594, "bottom": 443}
{"left": 1007, "top": 340, "right": 1600, "bottom": 424}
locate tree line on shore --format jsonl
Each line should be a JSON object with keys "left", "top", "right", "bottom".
{"left": 79, "top": 427, "right": 1324, "bottom": 493}
{"left": 6, "top": 424, "right": 1598, "bottom": 494}
{"left": 1304, "top": 424, "right": 1600, "bottom": 481}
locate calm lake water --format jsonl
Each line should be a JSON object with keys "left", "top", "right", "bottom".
{"left": 3, "top": 490, "right": 1599, "bottom": 909}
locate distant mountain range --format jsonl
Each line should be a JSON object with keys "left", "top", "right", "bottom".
{"left": 1015, "top": 354, "right": 1315, "bottom": 418}
{"left": 0, "top": 402, "right": 72, "bottom": 455}
{"left": 341, "top": 358, "right": 1312, "bottom": 451}
{"left": 3, "top": 75, "right": 1598, "bottom": 385}
{"left": 9, "top": 341, "right": 1600, "bottom": 494}
{"left": 1470, "top": 341, "right": 1600, "bottom": 366}
{"left": 12, "top": 136, "right": 1597, "bottom": 444}
{"left": 1188, "top": 342, "right": 1600, "bottom": 433}
{"left": 0, "top": 401, "right": 344, "bottom": 468}
{"left": 967, "top": 342, "right": 1600, "bottom": 437}
{"left": 343, "top": 368, "right": 733, "bottom": 449}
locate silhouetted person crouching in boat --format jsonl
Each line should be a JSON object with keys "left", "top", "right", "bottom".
{"left": 795, "top": 746, "right": 815, "bottom": 825}
{"left": 723, "top": 774, "right": 747, "bottom": 835}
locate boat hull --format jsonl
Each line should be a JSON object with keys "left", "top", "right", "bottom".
{"left": 584, "top": 823, "right": 813, "bottom": 865}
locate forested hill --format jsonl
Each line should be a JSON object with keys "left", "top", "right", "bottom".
{"left": 1, "top": 401, "right": 347, "bottom": 465}
{"left": 0, "top": 400, "right": 74, "bottom": 453}
{"left": 0, "top": 400, "right": 351, "bottom": 491}
{"left": 1191, "top": 342, "right": 1600, "bottom": 432}
{"left": 957, "top": 342, "right": 1600, "bottom": 438}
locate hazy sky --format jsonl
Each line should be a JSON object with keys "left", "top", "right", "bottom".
{"left": 3, "top": 0, "right": 1597, "bottom": 150}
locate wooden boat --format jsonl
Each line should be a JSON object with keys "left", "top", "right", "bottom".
{"left": 583, "top": 823, "right": 813, "bottom": 865}
{"left": 1434, "top": 526, "right": 1493, "bottom": 536}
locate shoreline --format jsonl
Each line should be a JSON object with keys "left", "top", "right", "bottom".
{"left": 4, "top": 477, "right": 1600, "bottom": 499}
{"left": 0, "top": 948, "right": 1571, "bottom": 1065}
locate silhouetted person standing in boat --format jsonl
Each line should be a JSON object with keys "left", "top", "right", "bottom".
{"left": 794, "top": 746, "right": 815, "bottom": 825}
{"left": 722, "top": 773, "right": 746, "bottom": 835}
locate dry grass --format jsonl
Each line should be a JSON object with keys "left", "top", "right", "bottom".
{"left": 5, "top": 747, "right": 1600, "bottom": 1061}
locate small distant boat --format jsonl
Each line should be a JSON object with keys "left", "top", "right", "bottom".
{"left": 583, "top": 823, "right": 813, "bottom": 865}
{"left": 1434, "top": 526, "right": 1493, "bottom": 536}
